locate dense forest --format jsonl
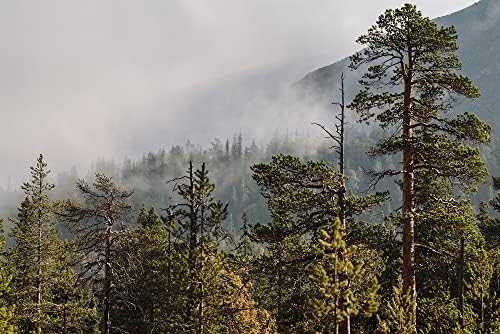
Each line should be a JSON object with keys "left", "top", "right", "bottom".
{"left": 1, "top": 4, "right": 499, "bottom": 334}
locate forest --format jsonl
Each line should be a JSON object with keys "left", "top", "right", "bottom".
{"left": 0, "top": 4, "right": 499, "bottom": 334}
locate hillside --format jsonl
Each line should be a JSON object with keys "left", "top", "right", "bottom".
{"left": 296, "top": 0, "right": 500, "bottom": 125}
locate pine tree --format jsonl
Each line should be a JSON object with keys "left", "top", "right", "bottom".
{"left": 0, "top": 272, "right": 16, "bottom": 334}
{"left": 377, "top": 277, "right": 416, "bottom": 334}
{"left": 62, "top": 173, "right": 133, "bottom": 334}
{"left": 492, "top": 177, "right": 500, "bottom": 213}
{"left": 217, "top": 268, "right": 276, "bottom": 334}
{"left": 7, "top": 154, "right": 98, "bottom": 333}
{"left": 308, "top": 218, "right": 380, "bottom": 334}
{"left": 137, "top": 206, "right": 162, "bottom": 227}
{"left": 167, "top": 161, "right": 228, "bottom": 333}
{"left": 484, "top": 177, "right": 500, "bottom": 249}
{"left": 250, "top": 155, "right": 387, "bottom": 332}
{"left": 111, "top": 209, "right": 185, "bottom": 333}
{"left": 349, "top": 4, "right": 491, "bottom": 326}
{"left": 465, "top": 248, "right": 500, "bottom": 333}
{"left": 236, "top": 210, "right": 253, "bottom": 256}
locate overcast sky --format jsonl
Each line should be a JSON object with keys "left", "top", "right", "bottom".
{"left": 0, "top": 0, "right": 477, "bottom": 186}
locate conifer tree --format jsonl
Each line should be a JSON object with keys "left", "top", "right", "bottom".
{"left": 465, "top": 249, "right": 500, "bottom": 333}
{"left": 349, "top": 4, "right": 491, "bottom": 325}
{"left": 485, "top": 177, "right": 500, "bottom": 248}
{"left": 492, "top": 177, "right": 500, "bottom": 213}
{"left": 167, "top": 161, "right": 228, "bottom": 333}
{"left": 112, "top": 207, "right": 184, "bottom": 333}
{"left": 309, "top": 218, "right": 380, "bottom": 334}
{"left": 0, "top": 272, "right": 16, "bottom": 334}
{"left": 250, "top": 155, "right": 387, "bottom": 332}
{"left": 377, "top": 277, "right": 416, "bottom": 334}
{"left": 236, "top": 209, "right": 253, "bottom": 256}
{"left": 0, "top": 219, "right": 16, "bottom": 334}
{"left": 62, "top": 174, "right": 133, "bottom": 334}
{"left": 8, "top": 155, "right": 98, "bottom": 333}
{"left": 137, "top": 205, "right": 162, "bottom": 227}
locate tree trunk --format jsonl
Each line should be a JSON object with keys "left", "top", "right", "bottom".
{"left": 36, "top": 210, "right": 43, "bottom": 334}
{"left": 338, "top": 73, "right": 350, "bottom": 334}
{"left": 198, "top": 166, "right": 206, "bottom": 334}
{"left": 458, "top": 237, "right": 465, "bottom": 330}
{"left": 402, "top": 76, "right": 416, "bottom": 328}
{"left": 186, "top": 161, "right": 197, "bottom": 327}
{"left": 102, "top": 225, "right": 112, "bottom": 334}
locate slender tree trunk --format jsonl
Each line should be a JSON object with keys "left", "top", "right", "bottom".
{"left": 167, "top": 228, "right": 172, "bottom": 289}
{"left": 402, "top": 75, "right": 417, "bottom": 327}
{"left": 334, "top": 250, "right": 339, "bottom": 334}
{"left": 186, "top": 161, "right": 197, "bottom": 327}
{"left": 458, "top": 237, "right": 465, "bottom": 330}
{"left": 336, "top": 73, "right": 350, "bottom": 334}
{"left": 337, "top": 73, "right": 347, "bottom": 231}
{"left": 36, "top": 211, "right": 43, "bottom": 334}
{"left": 198, "top": 168, "right": 206, "bottom": 334}
{"left": 102, "top": 225, "right": 112, "bottom": 334}
{"left": 480, "top": 267, "right": 485, "bottom": 332}
{"left": 338, "top": 73, "right": 351, "bottom": 334}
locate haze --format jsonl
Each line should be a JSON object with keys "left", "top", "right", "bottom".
{"left": 0, "top": 0, "right": 476, "bottom": 186}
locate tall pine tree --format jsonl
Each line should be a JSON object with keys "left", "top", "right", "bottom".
{"left": 349, "top": 4, "right": 491, "bottom": 326}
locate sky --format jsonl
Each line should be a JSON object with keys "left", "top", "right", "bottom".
{"left": 0, "top": 0, "right": 478, "bottom": 186}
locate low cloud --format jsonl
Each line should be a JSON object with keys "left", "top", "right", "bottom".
{"left": 0, "top": 0, "right": 476, "bottom": 186}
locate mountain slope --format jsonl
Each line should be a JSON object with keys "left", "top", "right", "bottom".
{"left": 295, "top": 0, "right": 500, "bottom": 125}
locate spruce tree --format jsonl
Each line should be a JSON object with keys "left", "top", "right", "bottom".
{"left": 349, "top": 4, "right": 491, "bottom": 326}
{"left": 166, "top": 161, "right": 228, "bottom": 333}
{"left": 8, "top": 154, "right": 98, "bottom": 333}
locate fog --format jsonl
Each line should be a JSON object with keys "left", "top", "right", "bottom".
{"left": 0, "top": 0, "right": 476, "bottom": 186}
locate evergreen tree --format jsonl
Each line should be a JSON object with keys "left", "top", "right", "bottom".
{"left": 308, "top": 218, "right": 380, "bottom": 334}
{"left": 465, "top": 248, "right": 500, "bottom": 333}
{"left": 236, "top": 210, "right": 253, "bottom": 256}
{"left": 167, "top": 161, "right": 228, "bottom": 333}
{"left": 349, "top": 4, "right": 491, "bottom": 326}
{"left": 250, "top": 155, "right": 387, "bottom": 332}
{"left": 111, "top": 210, "right": 185, "bottom": 333}
{"left": 217, "top": 267, "right": 276, "bottom": 334}
{"left": 484, "top": 177, "right": 500, "bottom": 248}
{"left": 0, "top": 271, "right": 16, "bottom": 334}
{"left": 137, "top": 206, "right": 162, "bottom": 227}
{"left": 62, "top": 174, "right": 133, "bottom": 334}
{"left": 7, "top": 155, "right": 98, "bottom": 333}
{"left": 492, "top": 177, "right": 500, "bottom": 212}
{"left": 0, "top": 218, "right": 16, "bottom": 334}
{"left": 377, "top": 277, "right": 416, "bottom": 334}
